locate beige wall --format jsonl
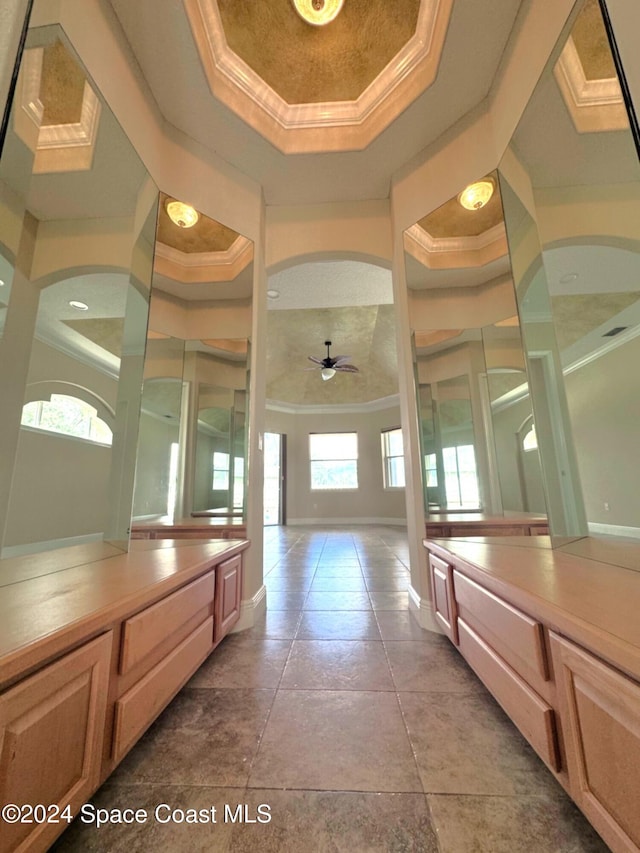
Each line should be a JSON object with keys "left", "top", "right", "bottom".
{"left": 266, "top": 405, "right": 407, "bottom": 525}
{"left": 565, "top": 336, "right": 640, "bottom": 531}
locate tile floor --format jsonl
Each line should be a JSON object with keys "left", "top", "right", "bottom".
{"left": 54, "top": 526, "right": 609, "bottom": 852}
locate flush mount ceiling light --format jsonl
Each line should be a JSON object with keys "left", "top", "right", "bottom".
{"left": 69, "top": 300, "right": 89, "bottom": 310}
{"left": 165, "top": 199, "right": 199, "bottom": 229}
{"left": 458, "top": 178, "right": 495, "bottom": 211}
{"left": 291, "top": 0, "right": 344, "bottom": 26}
{"left": 559, "top": 272, "right": 579, "bottom": 284}
{"left": 267, "top": 289, "right": 280, "bottom": 300}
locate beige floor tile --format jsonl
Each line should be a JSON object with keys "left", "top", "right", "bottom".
{"left": 399, "top": 691, "right": 557, "bottom": 795}
{"left": 280, "top": 640, "right": 394, "bottom": 691}
{"left": 364, "top": 575, "right": 410, "bottom": 591}
{"left": 250, "top": 610, "right": 300, "bottom": 639}
{"left": 111, "top": 688, "right": 274, "bottom": 787}
{"left": 385, "top": 640, "right": 484, "bottom": 692}
{"left": 228, "top": 790, "right": 438, "bottom": 852}
{"left": 52, "top": 785, "right": 239, "bottom": 852}
{"left": 313, "top": 565, "right": 364, "bottom": 576}
{"left": 303, "top": 590, "right": 372, "bottom": 610}
{"left": 375, "top": 611, "right": 445, "bottom": 643}
{"left": 310, "top": 575, "right": 367, "bottom": 591}
{"left": 265, "top": 589, "right": 308, "bottom": 610}
{"left": 428, "top": 793, "right": 610, "bottom": 852}
{"left": 248, "top": 690, "right": 422, "bottom": 792}
{"left": 296, "top": 610, "right": 382, "bottom": 641}
{"left": 188, "top": 638, "right": 291, "bottom": 689}
{"left": 368, "top": 590, "right": 409, "bottom": 610}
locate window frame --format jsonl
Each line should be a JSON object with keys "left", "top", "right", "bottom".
{"left": 309, "top": 431, "right": 359, "bottom": 491}
{"left": 381, "top": 426, "right": 405, "bottom": 489}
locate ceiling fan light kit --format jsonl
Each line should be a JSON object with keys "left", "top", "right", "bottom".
{"left": 307, "top": 340, "right": 359, "bottom": 381}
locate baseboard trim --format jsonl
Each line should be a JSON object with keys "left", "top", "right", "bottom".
{"left": 408, "top": 584, "right": 443, "bottom": 634}
{"left": 588, "top": 522, "right": 640, "bottom": 540}
{"left": 232, "top": 584, "right": 267, "bottom": 632}
{"left": 288, "top": 517, "right": 407, "bottom": 526}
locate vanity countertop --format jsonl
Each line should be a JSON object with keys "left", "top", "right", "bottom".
{"left": 0, "top": 539, "right": 249, "bottom": 688}
{"left": 425, "top": 535, "right": 640, "bottom": 682}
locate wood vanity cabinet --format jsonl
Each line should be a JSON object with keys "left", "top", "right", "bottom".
{"left": 0, "top": 540, "right": 248, "bottom": 853}
{"left": 0, "top": 633, "right": 111, "bottom": 853}
{"left": 551, "top": 634, "right": 640, "bottom": 853}
{"left": 424, "top": 540, "right": 640, "bottom": 853}
{"left": 214, "top": 553, "right": 243, "bottom": 645}
{"left": 427, "top": 553, "right": 458, "bottom": 644}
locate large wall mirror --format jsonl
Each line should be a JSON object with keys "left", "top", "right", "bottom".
{"left": 498, "top": 0, "right": 640, "bottom": 559}
{"left": 132, "top": 196, "right": 253, "bottom": 528}
{"left": 0, "top": 17, "right": 157, "bottom": 567}
{"left": 404, "top": 174, "right": 544, "bottom": 520}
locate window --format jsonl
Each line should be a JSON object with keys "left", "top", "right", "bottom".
{"left": 21, "top": 394, "right": 112, "bottom": 445}
{"left": 232, "top": 456, "right": 244, "bottom": 508}
{"left": 442, "top": 444, "right": 479, "bottom": 508}
{"left": 212, "top": 451, "right": 230, "bottom": 490}
{"left": 523, "top": 424, "right": 538, "bottom": 451}
{"left": 309, "top": 432, "right": 358, "bottom": 490}
{"left": 425, "top": 453, "right": 438, "bottom": 487}
{"left": 382, "top": 427, "right": 405, "bottom": 488}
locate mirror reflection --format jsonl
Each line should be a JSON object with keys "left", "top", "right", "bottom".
{"left": 0, "top": 24, "right": 156, "bottom": 561}
{"left": 405, "top": 172, "right": 546, "bottom": 527}
{"left": 132, "top": 196, "right": 253, "bottom": 533}
{"left": 498, "top": 0, "right": 640, "bottom": 557}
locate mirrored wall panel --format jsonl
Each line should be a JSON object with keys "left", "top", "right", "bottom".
{"left": 0, "top": 20, "right": 157, "bottom": 560}
{"left": 132, "top": 196, "right": 253, "bottom": 527}
{"left": 499, "top": 0, "right": 640, "bottom": 550}
{"left": 405, "top": 173, "right": 545, "bottom": 522}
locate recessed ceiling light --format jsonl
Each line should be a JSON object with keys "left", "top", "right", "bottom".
{"left": 69, "top": 300, "right": 89, "bottom": 310}
{"left": 267, "top": 289, "right": 280, "bottom": 300}
{"left": 165, "top": 199, "right": 199, "bottom": 229}
{"left": 559, "top": 273, "right": 579, "bottom": 284}
{"left": 458, "top": 178, "right": 495, "bottom": 211}
{"left": 291, "top": 0, "right": 344, "bottom": 26}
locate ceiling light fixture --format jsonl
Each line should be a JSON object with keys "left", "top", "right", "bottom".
{"left": 166, "top": 199, "right": 199, "bottom": 229}
{"left": 267, "top": 289, "right": 280, "bottom": 300}
{"left": 559, "top": 272, "right": 579, "bottom": 284}
{"left": 69, "top": 300, "right": 89, "bottom": 311}
{"left": 458, "top": 178, "right": 495, "bottom": 211}
{"left": 321, "top": 367, "right": 336, "bottom": 381}
{"left": 291, "top": 0, "right": 344, "bottom": 26}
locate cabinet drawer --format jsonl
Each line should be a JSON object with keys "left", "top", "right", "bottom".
{"left": 113, "top": 617, "right": 213, "bottom": 763}
{"left": 459, "top": 619, "right": 559, "bottom": 772}
{"left": 120, "top": 570, "right": 215, "bottom": 674}
{"left": 428, "top": 554, "right": 458, "bottom": 644}
{"left": 454, "top": 570, "right": 548, "bottom": 688}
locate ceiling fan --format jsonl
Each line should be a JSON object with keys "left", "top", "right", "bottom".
{"left": 306, "top": 340, "right": 359, "bottom": 381}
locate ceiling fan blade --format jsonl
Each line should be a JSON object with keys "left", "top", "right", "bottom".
{"left": 335, "top": 364, "right": 359, "bottom": 373}
{"left": 332, "top": 355, "right": 351, "bottom": 366}
{"left": 302, "top": 366, "right": 321, "bottom": 371}
{"left": 307, "top": 355, "right": 324, "bottom": 365}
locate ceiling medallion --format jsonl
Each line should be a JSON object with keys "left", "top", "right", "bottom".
{"left": 458, "top": 179, "right": 495, "bottom": 211}
{"left": 166, "top": 199, "right": 200, "bottom": 228}
{"left": 291, "top": 0, "right": 345, "bottom": 26}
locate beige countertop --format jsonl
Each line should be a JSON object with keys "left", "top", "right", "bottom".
{"left": 425, "top": 536, "right": 640, "bottom": 682}
{"left": 0, "top": 539, "right": 249, "bottom": 688}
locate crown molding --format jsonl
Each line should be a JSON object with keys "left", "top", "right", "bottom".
{"left": 154, "top": 235, "right": 253, "bottom": 283}
{"left": 266, "top": 393, "right": 400, "bottom": 415}
{"left": 404, "top": 222, "right": 508, "bottom": 270}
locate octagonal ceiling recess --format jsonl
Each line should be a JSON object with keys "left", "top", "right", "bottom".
{"left": 184, "top": 0, "right": 453, "bottom": 153}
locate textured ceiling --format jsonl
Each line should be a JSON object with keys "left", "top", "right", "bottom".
{"left": 571, "top": 0, "right": 616, "bottom": 80}
{"left": 156, "top": 193, "right": 240, "bottom": 254}
{"left": 217, "top": 0, "right": 420, "bottom": 104}
{"left": 417, "top": 173, "right": 503, "bottom": 238}
{"left": 40, "top": 40, "right": 86, "bottom": 126}
{"left": 266, "top": 304, "right": 398, "bottom": 405}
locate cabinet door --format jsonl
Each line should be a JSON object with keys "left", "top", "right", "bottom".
{"left": 551, "top": 633, "right": 640, "bottom": 853}
{"left": 428, "top": 553, "right": 458, "bottom": 644}
{"left": 0, "top": 632, "right": 111, "bottom": 853}
{"left": 214, "top": 554, "right": 242, "bottom": 644}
